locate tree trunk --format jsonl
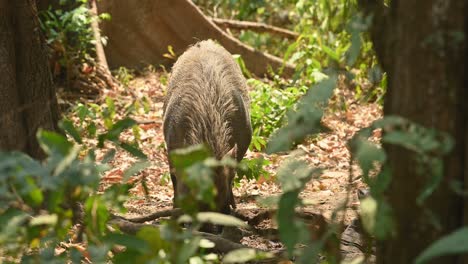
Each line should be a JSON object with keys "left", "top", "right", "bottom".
{"left": 360, "top": 0, "right": 468, "bottom": 263}
{"left": 96, "top": 0, "right": 295, "bottom": 77}
{"left": 88, "top": 0, "right": 109, "bottom": 70}
{"left": 0, "top": 0, "right": 60, "bottom": 159}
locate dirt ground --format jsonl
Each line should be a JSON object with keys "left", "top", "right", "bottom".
{"left": 86, "top": 69, "right": 382, "bottom": 261}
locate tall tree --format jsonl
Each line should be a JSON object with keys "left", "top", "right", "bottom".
{"left": 0, "top": 0, "right": 60, "bottom": 159}
{"left": 360, "top": 0, "right": 467, "bottom": 263}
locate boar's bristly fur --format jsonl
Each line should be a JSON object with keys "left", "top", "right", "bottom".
{"left": 163, "top": 40, "right": 252, "bottom": 214}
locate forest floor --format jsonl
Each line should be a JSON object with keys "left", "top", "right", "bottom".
{"left": 67, "top": 68, "right": 382, "bottom": 261}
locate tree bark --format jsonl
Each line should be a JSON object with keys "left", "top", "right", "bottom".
{"left": 96, "top": 0, "right": 295, "bottom": 77}
{"left": 88, "top": 0, "right": 109, "bottom": 69}
{"left": 0, "top": 0, "right": 60, "bottom": 159}
{"left": 364, "top": 1, "right": 468, "bottom": 263}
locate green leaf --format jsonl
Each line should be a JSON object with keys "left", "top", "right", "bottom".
{"left": 70, "top": 247, "right": 82, "bottom": 263}
{"left": 181, "top": 162, "right": 216, "bottom": 210}
{"left": 199, "top": 238, "right": 215, "bottom": 249}
{"left": 59, "top": 119, "right": 82, "bottom": 144}
{"left": 277, "top": 159, "right": 319, "bottom": 192}
{"left": 359, "top": 196, "right": 377, "bottom": 235}
{"left": 353, "top": 139, "right": 386, "bottom": 180}
{"left": 88, "top": 245, "right": 111, "bottom": 263}
{"left": 345, "top": 28, "right": 361, "bottom": 66}
{"left": 177, "top": 236, "right": 201, "bottom": 263}
{"left": 267, "top": 75, "right": 337, "bottom": 153}
{"left": 101, "top": 148, "right": 116, "bottom": 164}
{"left": 170, "top": 144, "right": 211, "bottom": 170}
{"left": 223, "top": 248, "right": 271, "bottom": 263}
{"left": 345, "top": 14, "right": 369, "bottom": 67}
{"left": 87, "top": 122, "right": 97, "bottom": 137}
{"left": 415, "top": 227, "right": 468, "bottom": 264}
{"left": 24, "top": 177, "right": 44, "bottom": 206}
{"left": 54, "top": 144, "right": 80, "bottom": 176}
{"left": 123, "top": 161, "right": 151, "bottom": 182}
{"left": 98, "top": 118, "right": 137, "bottom": 146}
{"left": 104, "top": 233, "right": 150, "bottom": 253}
{"left": 321, "top": 45, "right": 339, "bottom": 61}
{"left": 76, "top": 103, "right": 91, "bottom": 117}
{"left": 99, "top": 13, "right": 111, "bottom": 20}
{"left": 237, "top": 157, "right": 270, "bottom": 182}
{"left": 37, "top": 129, "right": 73, "bottom": 155}
{"left": 277, "top": 191, "right": 301, "bottom": 257}
{"left": 136, "top": 226, "right": 168, "bottom": 252}
{"left": 119, "top": 142, "right": 147, "bottom": 159}
{"left": 297, "top": 237, "right": 325, "bottom": 264}
{"left": 30, "top": 214, "right": 58, "bottom": 226}
{"left": 233, "top": 54, "right": 252, "bottom": 78}
{"left": 0, "top": 209, "right": 30, "bottom": 237}
{"left": 196, "top": 212, "right": 248, "bottom": 228}
{"left": 417, "top": 158, "right": 444, "bottom": 205}
{"left": 85, "top": 196, "right": 110, "bottom": 235}
{"left": 360, "top": 196, "right": 394, "bottom": 240}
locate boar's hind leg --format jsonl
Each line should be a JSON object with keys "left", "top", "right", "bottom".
{"left": 167, "top": 158, "right": 178, "bottom": 208}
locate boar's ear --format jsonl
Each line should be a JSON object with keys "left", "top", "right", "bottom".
{"left": 223, "top": 144, "right": 237, "bottom": 161}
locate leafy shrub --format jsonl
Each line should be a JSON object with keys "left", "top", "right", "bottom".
{"left": 39, "top": 0, "right": 110, "bottom": 81}
{"left": 0, "top": 129, "right": 129, "bottom": 262}
{"left": 114, "top": 67, "right": 135, "bottom": 87}
{"left": 0, "top": 122, "right": 259, "bottom": 262}
{"left": 248, "top": 78, "right": 307, "bottom": 151}
{"left": 40, "top": 4, "right": 94, "bottom": 64}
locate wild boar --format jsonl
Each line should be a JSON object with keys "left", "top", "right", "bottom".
{"left": 163, "top": 40, "right": 252, "bottom": 214}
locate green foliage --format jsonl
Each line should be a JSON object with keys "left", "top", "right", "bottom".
{"left": 0, "top": 125, "right": 255, "bottom": 262}
{"left": 169, "top": 144, "right": 217, "bottom": 213}
{"left": 245, "top": 64, "right": 340, "bottom": 260}
{"left": 70, "top": 98, "right": 146, "bottom": 157}
{"left": 348, "top": 116, "right": 453, "bottom": 240}
{"left": 248, "top": 78, "right": 307, "bottom": 151}
{"left": 267, "top": 73, "right": 337, "bottom": 153}
{"left": 39, "top": 0, "right": 110, "bottom": 81}
{"left": 415, "top": 227, "right": 468, "bottom": 264}
{"left": 39, "top": 3, "right": 94, "bottom": 64}
{"left": 223, "top": 248, "right": 273, "bottom": 263}
{"left": 194, "top": 212, "right": 248, "bottom": 228}
{"left": 0, "top": 130, "right": 129, "bottom": 261}
{"left": 225, "top": 0, "right": 385, "bottom": 103}
{"left": 237, "top": 157, "right": 271, "bottom": 183}
{"left": 276, "top": 158, "right": 321, "bottom": 256}
{"left": 114, "top": 67, "right": 135, "bottom": 87}
{"left": 109, "top": 144, "right": 253, "bottom": 263}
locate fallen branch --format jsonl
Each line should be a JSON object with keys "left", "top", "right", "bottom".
{"left": 211, "top": 17, "right": 298, "bottom": 40}
{"left": 233, "top": 208, "right": 326, "bottom": 226}
{"left": 111, "top": 208, "right": 183, "bottom": 223}
{"left": 108, "top": 217, "right": 246, "bottom": 253}
{"left": 117, "top": 207, "right": 326, "bottom": 230}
